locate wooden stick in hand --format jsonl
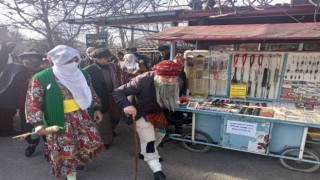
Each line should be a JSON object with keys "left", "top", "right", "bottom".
{"left": 12, "top": 125, "right": 63, "bottom": 141}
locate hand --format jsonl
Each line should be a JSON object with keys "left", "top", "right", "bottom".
{"left": 123, "top": 105, "right": 137, "bottom": 118}
{"left": 35, "top": 125, "right": 46, "bottom": 135}
{"left": 93, "top": 110, "right": 103, "bottom": 123}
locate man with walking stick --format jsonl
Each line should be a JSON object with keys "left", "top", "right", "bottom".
{"left": 113, "top": 60, "right": 182, "bottom": 180}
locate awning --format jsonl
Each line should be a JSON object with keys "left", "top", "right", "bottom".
{"left": 148, "top": 23, "right": 320, "bottom": 41}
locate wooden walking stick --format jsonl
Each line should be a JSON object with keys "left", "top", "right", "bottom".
{"left": 12, "top": 125, "right": 63, "bottom": 140}
{"left": 132, "top": 115, "right": 139, "bottom": 180}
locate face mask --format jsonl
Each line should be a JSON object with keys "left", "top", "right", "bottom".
{"left": 59, "top": 62, "right": 79, "bottom": 75}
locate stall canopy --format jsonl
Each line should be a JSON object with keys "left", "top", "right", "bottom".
{"left": 148, "top": 23, "right": 320, "bottom": 42}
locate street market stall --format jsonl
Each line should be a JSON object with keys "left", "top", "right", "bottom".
{"left": 150, "top": 23, "right": 320, "bottom": 173}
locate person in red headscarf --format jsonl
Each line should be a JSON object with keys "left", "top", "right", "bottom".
{"left": 112, "top": 60, "right": 182, "bottom": 180}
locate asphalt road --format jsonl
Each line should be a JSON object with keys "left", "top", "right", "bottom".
{"left": 1, "top": 122, "right": 320, "bottom": 180}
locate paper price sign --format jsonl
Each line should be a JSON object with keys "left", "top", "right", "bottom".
{"left": 230, "top": 85, "right": 247, "bottom": 99}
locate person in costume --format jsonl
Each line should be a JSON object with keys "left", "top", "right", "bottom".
{"left": 25, "top": 45, "right": 103, "bottom": 180}
{"left": 112, "top": 60, "right": 182, "bottom": 180}
{"left": 84, "top": 48, "right": 124, "bottom": 149}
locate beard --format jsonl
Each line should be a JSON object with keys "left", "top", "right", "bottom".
{"left": 154, "top": 77, "right": 179, "bottom": 111}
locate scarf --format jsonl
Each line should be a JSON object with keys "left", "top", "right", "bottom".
{"left": 48, "top": 45, "right": 92, "bottom": 110}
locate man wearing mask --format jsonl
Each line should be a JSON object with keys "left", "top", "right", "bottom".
{"left": 113, "top": 60, "right": 182, "bottom": 180}
{"left": 84, "top": 48, "right": 125, "bottom": 149}
{"left": 26, "top": 45, "right": 103, "bottom": 180}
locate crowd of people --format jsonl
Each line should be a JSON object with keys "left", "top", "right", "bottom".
{"left": 0, "top": 42, "right": 187, "bottom": 180}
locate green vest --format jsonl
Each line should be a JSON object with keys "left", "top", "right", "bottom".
{"left": 34, "top": 68, "right": 90, "bottom": 134}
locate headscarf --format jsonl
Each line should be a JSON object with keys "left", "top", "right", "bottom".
{"left": 47, "top": 45, "right": 92, "bottom": 110}
{"left": 123, "top": 54, "right": 139, "bottom": 71}
{"left": 152, "top": 60, "right": 182, "bottom": 76}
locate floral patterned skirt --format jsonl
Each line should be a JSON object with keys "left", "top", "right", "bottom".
{"left": 46, "top": 109, "right": 103, "bottom": 177}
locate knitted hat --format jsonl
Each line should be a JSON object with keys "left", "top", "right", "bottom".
{"left": 152, "top": 60, "right": 182, "bottom": 76}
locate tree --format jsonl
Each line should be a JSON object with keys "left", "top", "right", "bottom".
{"left": 0, "top": 0, "right": 291, "bottom": 51}
{"left": 0, "top": 0, "right": 94, "bottom": 48}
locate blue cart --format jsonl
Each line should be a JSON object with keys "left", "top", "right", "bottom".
{"left": 167, "top": 107, "right": 320, "bottom": 173}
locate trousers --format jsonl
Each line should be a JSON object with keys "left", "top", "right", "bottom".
{"left": 97, "top": 98, "right": 122, "bottom": 144}
{"left": 136, "top": 116, "right": 166, "bottom": 172}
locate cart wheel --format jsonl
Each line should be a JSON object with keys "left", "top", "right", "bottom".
{"left": 181, "top": 131, "right": 212, "bottom": 153}
{"left": 279, "top": 147, "right": 320, "bottom": 173}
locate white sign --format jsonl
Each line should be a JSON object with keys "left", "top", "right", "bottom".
{"left": 226, "top": 120, "right": 257, "bottom": 138}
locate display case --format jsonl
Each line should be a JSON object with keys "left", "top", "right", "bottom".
{"left": 169, "top": 50, "right": 320, "bottom": 172}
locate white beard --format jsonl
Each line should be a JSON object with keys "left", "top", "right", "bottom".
{"left": 154, "top": 77, "right": 179, "bottom": 111}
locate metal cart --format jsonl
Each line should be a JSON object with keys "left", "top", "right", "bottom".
{"left": 167, "top": 107, "right": 320, "bottom": 173}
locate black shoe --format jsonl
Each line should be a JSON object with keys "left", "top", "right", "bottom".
{"left": 77, "top": 165, "right": 85, "bottom": 170}
{"left": 139, "top": 153, "right": 144, "bottom": 160}
{"left": 154, "top": 171, "right": 166, "bottom": 180}
{"left": 25, "top": 143, "right": 38, "bottom": 157}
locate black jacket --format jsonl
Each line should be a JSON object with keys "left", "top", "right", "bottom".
{"left": 112, "top": 71, "right": 163, "bottom": 117}
{"left": 85, "top": 63, "right": 124, "bottom": 113}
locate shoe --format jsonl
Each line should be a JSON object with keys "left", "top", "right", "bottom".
{"left": 154, "top": 171, "right": 166, "bottom": 180}
{"left": 25, "top": 143, "right": 38, "bottom": 157}
{"left": 76, "top": 165, "right": 85, "bottom": 170}
{"left": 139, "top": 153, "right": 144, "bottom": 160}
